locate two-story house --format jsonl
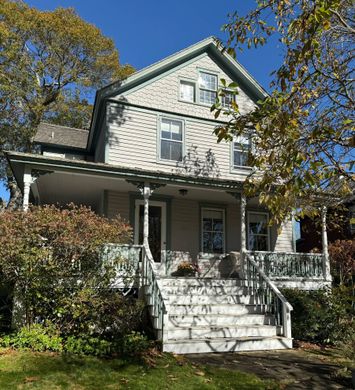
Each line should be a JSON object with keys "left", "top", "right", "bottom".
{"left": 6, "top": 37, "right": 332, "bottom": 354}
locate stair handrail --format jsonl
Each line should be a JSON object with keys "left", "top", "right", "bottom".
{"left": 245, "top": 252, "right": 293, "bottom": 339}
{"left": 141, "top": 242, "right": 169, "bottom": 342}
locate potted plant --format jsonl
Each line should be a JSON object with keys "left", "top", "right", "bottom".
{"left": 173, "top": 261, "right": 200, "bottom": 277}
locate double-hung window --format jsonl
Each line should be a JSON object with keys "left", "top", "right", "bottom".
{"left": 201, "top": 208, "right": 225, "bottom": 253}
{"left": 199, "top": 71, "right": 217, "bottom": 105}
{"left": 233, "top": 135, "right": 250, "bottom": 168}
{"left": 248, "top": 212, "right": 269, "bottom": 251}
{"left": 159, "top": 117, "right": 183, "bottom": 162}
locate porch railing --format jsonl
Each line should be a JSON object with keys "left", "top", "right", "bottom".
{"left": 247, "top": 251, "right": 325, "bottom": 279}
{"left": 141, "top": 242, "right": 169, "bottom": 342}
{"left": 245, "top": 252, "right": 293, "bottom": 338}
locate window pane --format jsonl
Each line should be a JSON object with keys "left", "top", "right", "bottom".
{"left": 180, "top": 81, "right": 195, "bottom": 102}
{"left": 170, "top": 120, "right": 182, "bottom": 141}
{"left": 222, "top": 90, "right": 234, "bottom": 107}
{"left": 161, "top": 140, "right": 170, "bottom": 160}
{"left": 170, "top": 141, "right": 182, "bottom": 161}
{"left": 199, "top": 72, "right": 217, "bottom": 90}
{"left": 199, "top": 89, "right": 217, "bottom": 105}
{"left": 203, "top": 232, "right": 213, "bottom": 252}
{"left": 234, "top": 150, "right": 248, "bottom": 167}
{"left": 213, "top": 232, "right": 223, "bottom": 253}
{"left": 161, "top": 119, "right": 171, "bottom": 132}
{"left": 249, "top": 214, "right": 268, "bottom": 235}
{"left": 161, "top": 130, "right": 171, "bottom": 140}
{"left": 249, "top": 235, "right": 268, "bottom": 251}
{"left": 203, "top": 218, "right": 212, "bottom": 231}
{"left": 235, "top": 135, "right": 249, "bottom": 146}
{"left": 213, "top": 219, "right": 223, "bottom": 232}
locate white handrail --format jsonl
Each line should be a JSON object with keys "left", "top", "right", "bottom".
{"left": 245, "top": 252, "right": 293, "bottom": 339}
{"left": 142, "top": 242, "right": 169, "bottom": 342}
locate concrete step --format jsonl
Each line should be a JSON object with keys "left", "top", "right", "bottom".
{"left": 168, "top": 303, "right": 265, "bottom": 316}
{"left": 160, "top": 277, "right": 244, "bottom": 287}
{"left": 164, "top": 285, "right": 247, "bottom": 295}
{"left": 167, "top": 294, "right": 258, "bottom": 305}
{"left": 163, "top": 336, "right": 292, "bottom": 354}
{"left": 165, "top": 325, "right": 277, "bottom": 340}
{"left": 167, "top": 314, "right": 275, "bottom": 327}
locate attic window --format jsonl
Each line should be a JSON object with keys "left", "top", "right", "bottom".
{"left": 199, "top": 71, "right": 217, "bottom": 105}
{"left": 180, "top": 81, "right": 195, "bottom": 102}
{"left": 221, "top": 90, "right": 235, "bottom": 108}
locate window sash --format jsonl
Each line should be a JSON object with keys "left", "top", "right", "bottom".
{"left": 221, "top": 90, "right": 235, "bottom": 108}
{"left": 199, "top": 71, "right": 217, "bottom": 105}
{"left": 233, "top": 137, "right": 250, "bottom": 168}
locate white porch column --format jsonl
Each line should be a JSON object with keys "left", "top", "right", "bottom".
{"left": 321, "top": 206, "right": 332, "bottom": 282}
{"left": 23, "top": 169, "right": 33, "bottom": 212}
{"left": 143, "top": 182, "right": 152, "bottom": 246}
{"left": 240, "top": 192, "right": 247, "bottom": 275}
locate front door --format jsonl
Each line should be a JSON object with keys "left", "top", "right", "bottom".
{"left": 134, "top": 200, "right": 167, "bottom": 262}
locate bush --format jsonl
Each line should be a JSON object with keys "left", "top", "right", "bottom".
{"left": 283, "top": 287, "right": 354, "bottom": 345}
{"left": 120, "top": 331, "right": 150, "bottom": 357}
{"left": 0, "top": 323, "right": 62, "bottom": 352}
{"left": 64, "top": 335, "right": 112, "bottom": 357}
{"left": 329, "top": 239, "right": 355, "bottom": 287}
{"left": 0, "top": 204, "right": 136, "bottom": 334}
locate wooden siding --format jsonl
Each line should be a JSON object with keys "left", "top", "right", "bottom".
{"left": 106, "top": 104, "right": 251, "bottom": 181}
{"left": 271, "top": 220, "right": 294, "bottom": 252}
{"left": 106, "top": 191, "right": 130, "bottom": 221}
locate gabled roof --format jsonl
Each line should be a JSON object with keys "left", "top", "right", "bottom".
{"left": 87, "top": 36, "right": 268, "bottom": 152}
{"left": 34, "top": 122, "right": 89, "bottom": 150}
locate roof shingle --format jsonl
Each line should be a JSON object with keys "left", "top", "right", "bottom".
{"left": 34, "top": 122, "right": 89, "bottom": 150}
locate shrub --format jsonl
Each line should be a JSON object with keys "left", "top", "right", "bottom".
{"left": 64, "top": 336, "right": 112, "bottom": 357}
{"left": 120, "top": 331, "right": 150, "bottom": 357}
{"left": 283, "top": 287, "right": 354, "bottom": 345}
{"left": 0, "top": 323, "right": 62, "bottom": 352}
{"left": 0, "top": 204, "right": 134, "bottom": 332}
{"left": 173, "top": 261, "right": 200, "bottom": 276}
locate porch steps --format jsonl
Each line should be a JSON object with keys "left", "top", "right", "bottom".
{"left": 148, "top": 277, "right": 292, "bottom": 354}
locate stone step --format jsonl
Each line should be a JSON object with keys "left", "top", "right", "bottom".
{"left": 163, "top": 336, "right": 292, "bottom": 354}
{"left": 167, "top": 303, "right": 265, "bottom": 316}
{"left": 165, "top": 324, "right": 277, "bottom": 340}
{"left": 167, "top": 294, "right": 258, "bottom": 305}
{"left": 160, "top": 277, "right": 245, "bottom": 287}
{"left": 164, "top": 285, "right": 247, "bottom": 295}
{"left": 168, "top": 314, "right": 275, "bottom": 327}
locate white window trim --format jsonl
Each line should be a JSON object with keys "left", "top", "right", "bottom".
{"left": 247, "top": 211, "right": 270, "bottom": 251}
{"left": 197, "top": 70, "right": 218, "bottom": 106}
{"left": 200, "top": 207, "right": 226, "bottom": 254}
{"left": 157, "top": 115, "right": 185, "bottom": 164}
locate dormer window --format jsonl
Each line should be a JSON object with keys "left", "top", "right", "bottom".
{"left": 180, "top": 81, "right": 195, "bottom": 102}
{"left": 233, "top": 135, "right": 250, "bottom": 168}
{"left": 199, "top": 71, "right": 217, "bottom": 105}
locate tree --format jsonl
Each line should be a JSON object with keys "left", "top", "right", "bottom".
{"left": 0, "top": 1, "right": 134, "bottom": 192}
{"left": 213, "top": 0, "right": 354, "bottom": 224}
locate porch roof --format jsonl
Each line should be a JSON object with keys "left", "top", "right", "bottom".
{"left": 5, "top": 151, "right": 244, "bottom": 194}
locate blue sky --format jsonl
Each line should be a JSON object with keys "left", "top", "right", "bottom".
{"left": 0, "top": 0, "right": 283, "bottom": 201}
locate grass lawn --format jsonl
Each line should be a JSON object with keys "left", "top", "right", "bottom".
{"left": 0, "top": 348, "right": 280, "bottom": 390}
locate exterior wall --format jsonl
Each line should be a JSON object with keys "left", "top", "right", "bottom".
{"left": 106, "top": 103, "right": 251, "bottom": 181}
{"left": 105, "top": 190, "right": 294, "bottom": 256}
{"left": 115, "top": 54, "right": 256, "bottom": 119}
{"left": 271, "top": 219, "right": 294, "bottom": 252}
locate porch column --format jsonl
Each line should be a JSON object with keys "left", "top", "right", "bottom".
{"left": 143, "top": 182, "right": 152, "bottom": 246}
{"left": 240, "top": 192, "right": 247, "bottom": 276}
{"left": 321, "top": 206, "right": 332, "bottom": 282}
{"left": 23, "top": 171, "right": 32, "bottom": 212}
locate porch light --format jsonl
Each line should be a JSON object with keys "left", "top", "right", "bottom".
{"left": 179, "top": 189, "right": 188, "bottom": 196}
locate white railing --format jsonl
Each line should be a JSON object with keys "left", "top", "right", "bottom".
{"left": 245, "top": 252, "right": 293, "bottom": 338}
{"left": 141, "top": 243, "right": 169, "bottom": 342}
{"left": 248, "top": 251, "right": 325, "bottom": 279}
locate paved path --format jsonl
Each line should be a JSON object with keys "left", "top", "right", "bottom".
{"left": 186, "top": 349, "right": 352, "bottom": 389}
